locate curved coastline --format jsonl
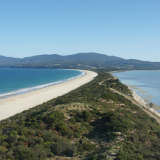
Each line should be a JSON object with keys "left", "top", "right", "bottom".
{"left": 0, "top": 69, "right": 85, "bottom": 99}
{"left": 110, "top": 71, "right": 160, "bottom": 118}
{"left": 0, "top": 70, "right": 98, "bottom": 121}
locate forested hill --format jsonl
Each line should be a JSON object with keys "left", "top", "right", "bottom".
{"left": 1, "top": 53, "right": 160, "bottom": 70}
{"left": 0, "top": 56, "right": 20, "bottom": 65}
{"left": 0, "top": 53, "right": 124, "bottom": 65}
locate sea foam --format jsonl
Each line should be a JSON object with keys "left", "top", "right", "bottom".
{"left": 0, "top": 70, "right": 85, "bottom": 99}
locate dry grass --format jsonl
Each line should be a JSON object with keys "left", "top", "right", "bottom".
{"left": 54, "top": 102, "right": 89, "bottom": 112}
{"left": 52, "top": 103, "right": 90, "bottom": 119}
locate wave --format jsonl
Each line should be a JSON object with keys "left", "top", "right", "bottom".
{"left": 0, "top": 70, "right": 86, "bottom": 99}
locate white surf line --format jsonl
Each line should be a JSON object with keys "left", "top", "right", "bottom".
{"left": 0, "top": 70, "right": 97, "bottom": 121}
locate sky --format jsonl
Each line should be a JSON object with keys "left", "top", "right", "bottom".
{"left": 0, "top": 0, "right": 160, "bottom": 62}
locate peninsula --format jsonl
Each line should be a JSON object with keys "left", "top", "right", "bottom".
{"left": 0, "top": 72, "right": 160, "bottom": 159}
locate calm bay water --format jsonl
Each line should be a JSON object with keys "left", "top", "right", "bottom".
{"left": 0, "top": 68, "right": 84, "bottom": 98}
{"left": 111, "top": 71, "right": 160, "bottom": 108}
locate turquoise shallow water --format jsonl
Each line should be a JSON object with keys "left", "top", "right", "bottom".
{"left": 111, "top": 71, "right": 160, "bottom": 111}
{"left": 0, "top": 68, "right": 84, "bottom": 98}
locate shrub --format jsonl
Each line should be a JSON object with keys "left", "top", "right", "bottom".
{"left": 0, "top": 135, "right": 7, "bottom": 144}
{"left": 74, "top": 132, "right": 80, "bottom": 138}
{"left": 32, "top": 146, "right": 47, "bottom": 160}
{"left": 101, "top": 93, "right": 118, "bottom": 101}
{"left": 37, "top": 137, "right": 44, "bottom": 144}
{"left": 69, "top": 117, "right": 76, "bottom": 124}
{"left": 83, "top": 110, "right": 91, "bottom": 122}
{"left": 9, "top": 130, "right": 18, "bottom": 136}
{"left": 75, "top": 127, "right": 83, "bottom": 134}
{"left": 45, "top": 111, "right": 64, "bottom": 124}
{"left": 65, "top": 130, "right": 74, "bottom": 139}
{"left": 18, "top": 128, "right": 28, "bottom": 136}
{"left": 0, "top": 146, "right": 7, "bottom": 155}
{"left": 77, "top": 144, "right": 83, "bottom": 152}
{"left": 54, "top": 98, "right": 71, "bottom": 105}
{"left": 1, "top": 141, "right": 9, "bottom": 147}
{"left": 8, "top": 136, "right": 18, "bottom": 144}
{"left": 42, "top": 131, "right": 54, "bottom": 142}
{"left": 14, "top": 148, "right": 37, "bottom": 160}
{"left": 0, "top": 155, "right": 6, "bottom": 160}
{"left": 51, "top": 123, "right": 56, "bottom": 130}
{"left": 51, "top": 142, "right": 76, "bottom": 156}
{"left": 83, "top": 142, "right": 96, "bottom": 151}
{"left": 150, "top": 117, "right": 156, "bottom": 123}
{"left": 156, "top": 131, "right": 160, "bottom": 139}
{"left": 56, "top": 123, "right": 67, "bottom": 135}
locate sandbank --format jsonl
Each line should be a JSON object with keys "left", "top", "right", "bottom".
{"left": 0, "top": 70, "right": 97, "bottom": 121}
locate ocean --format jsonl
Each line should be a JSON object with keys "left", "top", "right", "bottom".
{"left": 111, "top": 70, "right": 160, "bottom": 111}
{"left": 0, "top": 68, "right": 84, "bottom": 99}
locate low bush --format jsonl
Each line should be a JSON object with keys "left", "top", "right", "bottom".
{"left": 51, "top": 141, "right": 76, "bottom": 156}
{"left": 83, "top": 142, "right": 96, "bottom": 151}
{"left": 44, "top": 111, "right": 64, "bottom": 124}
{"left": 14, "top": 147, "right": 37, "bottom": 160}
{"left": 74, "top": 132, "right": 80, "bottom": 138}
{"left": 56, "top": 123, "right": 67, "bottom": 135}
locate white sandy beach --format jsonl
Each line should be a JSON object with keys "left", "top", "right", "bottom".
{"left": 0, "top": 70, "right": 97, "bottom": 121}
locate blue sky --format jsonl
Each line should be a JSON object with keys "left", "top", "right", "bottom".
{"left": 0, "top": 0, "right": 160, "bottom": 62}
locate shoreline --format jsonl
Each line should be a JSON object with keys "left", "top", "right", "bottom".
{"left": 128, "top": 85, "right": 160, "bottom": 118}
{"left": 110, "top": 71, "right": 160, "bottom": 118}
{"left": 0, "top": 70, "right": 98, "bottom": 121}
{"left": 0, "top": 69, "right": 85, "bottom": 99}
{"left": 109, "top": 69, "right": 160, "bottom": 73}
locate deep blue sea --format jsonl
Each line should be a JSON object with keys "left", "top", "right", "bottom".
{"left": 0, "top": 68, "right": 84, "bottom": 98}
{"left": 111, "top": 71, "right": 160, "bottom": 109}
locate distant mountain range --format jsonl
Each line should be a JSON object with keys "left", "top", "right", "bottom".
{"left": 0, "top": 53, "right": 160, "bottom": 70}
{"left": 0, "top": 53, "right": 124, "bottom": 65}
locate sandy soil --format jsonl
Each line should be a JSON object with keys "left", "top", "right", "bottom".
{"left": 0, "top": 70, "right": 97, "bottom": 121}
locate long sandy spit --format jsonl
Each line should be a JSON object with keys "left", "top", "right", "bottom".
{"left": 0, "top": 70, "right": 97, "bottom": 121}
